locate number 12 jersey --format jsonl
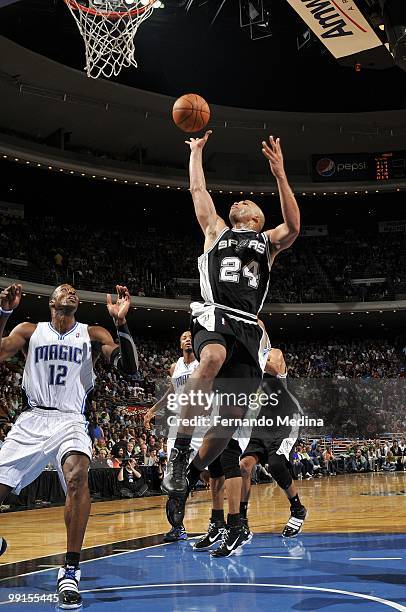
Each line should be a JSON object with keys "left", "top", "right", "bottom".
{"left": 22, "top": 322, "right": 95, "bottom": 415}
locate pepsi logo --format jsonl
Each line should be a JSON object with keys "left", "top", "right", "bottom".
{"left": 316, "top": 158, "right": 336, "bottom": 177}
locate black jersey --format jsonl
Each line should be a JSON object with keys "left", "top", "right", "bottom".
{"left": 197, "top": 228, "right": 272, "bottom": 317}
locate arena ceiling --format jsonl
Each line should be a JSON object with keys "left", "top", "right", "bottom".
{"left": 0, "top": 0, "right": 405, "bottom": 113}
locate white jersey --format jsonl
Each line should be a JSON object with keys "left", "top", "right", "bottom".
{"left": 166, "top": 356, "right": 200, "bottom": 459}
{"left": 171, "top": 356, "right": 199, "bottom": 397}
{"left": 22, "top": 321, "right": 95, "bottom": 415}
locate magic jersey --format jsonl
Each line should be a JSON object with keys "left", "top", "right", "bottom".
{"left": 171, "top": 356, "right": 199, "bottom": 397}
{"left": 22, "top": 322, "right": 95, "bottom": 415}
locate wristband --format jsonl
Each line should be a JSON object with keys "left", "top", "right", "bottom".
{"left": 0, "top": 307, "right": 13, "bottom": 317}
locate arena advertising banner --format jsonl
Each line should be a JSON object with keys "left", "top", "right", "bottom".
{"left": 0, "top": 201, "right": 24, "bottom": 217}
{"left": 350, "top": 278, "right": 386, "bottom": 285}
{"left": 285, "top": 0, "right": 382, "bottom": 58}
{"left": 379, "top": 220, "right": 406, "bottom": 233}
{"left": 312, "top": 153, "right": 370, "bottom": 182}
{"left": 301, "top": 225, "right": 329, "bottom": 236}
{"left": 312, "top": 151, "right": 406, "bottom": 182}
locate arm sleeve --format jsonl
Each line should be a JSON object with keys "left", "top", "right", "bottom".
{"left": 110, "top": 323, "right": 139, "bottom": 375}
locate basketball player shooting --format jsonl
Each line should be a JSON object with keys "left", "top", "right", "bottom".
{"left": 0, "top": 283, "right": 138, "bottom": 610}
{"left": 162, "top": 130, "right": 301, "bottom": 526}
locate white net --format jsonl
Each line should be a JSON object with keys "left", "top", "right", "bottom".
{"left": 64, "top": 0, "right": 155, "bottom": 79}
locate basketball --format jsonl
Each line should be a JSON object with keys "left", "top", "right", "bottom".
{"left": 172, "top": 93, "right": 211, "bottom": 133}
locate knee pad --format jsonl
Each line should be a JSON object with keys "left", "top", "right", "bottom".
{"left": 268, "top": 454, "right": 292, "bottom": 490}
{"left": 220, "top": 440, "right": 241, "bottom": 480}
{"left": 208, "top": 456, "right": 224, "bottom": 479}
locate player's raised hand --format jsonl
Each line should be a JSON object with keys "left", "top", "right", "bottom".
{"left": 262, "top": 136, "right": 286, "bottom": 180}
{"left": 185, "top": 130, "right": 212, "bottom": 152}
{"left": 106, "top": 285, "right": 131, "bottom": 326}
{"left": 144, "top": 409, "right": 154, "bottom": 430}
{"left": 0, "top": 284, "right": 22, "bottom": 312}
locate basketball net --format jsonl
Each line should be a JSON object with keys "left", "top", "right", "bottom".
{"left": 63, "top": 0, "right": 156, "bottom": 79}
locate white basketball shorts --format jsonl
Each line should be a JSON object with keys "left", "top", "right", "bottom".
{"left": 0, "top": 408, "right": 92, "bottom": 494}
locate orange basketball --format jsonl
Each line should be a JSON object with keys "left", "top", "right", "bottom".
{"left": 172, "top": 93, "right": 210, "bottom": 133}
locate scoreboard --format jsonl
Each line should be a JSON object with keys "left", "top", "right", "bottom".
{"left": 374, "top": 152, "right": 406, "bottom": 181}
{"left": 312, "top": 151, "right": 406, "bottom": 182}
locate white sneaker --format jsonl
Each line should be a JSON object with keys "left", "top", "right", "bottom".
{"left": 57, "top": 566, "right": 82, "bottom": 609}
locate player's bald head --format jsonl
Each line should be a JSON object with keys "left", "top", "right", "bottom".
{"left": 247, "top": 201, "right": 265, "bottom": 232}
{"left": 229, "top": 200, "right": 265, "bottom": 232}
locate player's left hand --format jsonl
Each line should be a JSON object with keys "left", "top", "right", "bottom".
{"left": 106, "top": 285, "right": 131, "bottom": 326}
{"left": 262, "top": 136, "right": 286, "bottom": 180}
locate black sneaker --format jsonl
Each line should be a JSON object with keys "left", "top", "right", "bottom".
{"left": 165, "top": 493, "right": 188, "bottom": 528}
{"left": 282, "top": 505, "right": 307, "bottom": 538}
{"left": 0, "top": 537, "right": 7, "bottom": 557}
{"left": 210, "top": 526, "right": 249, "bottom": 558}
{"left": 57, "top": 565, "right": 82, "bottom": 609}
{"left": 193, "top": 520, "right": 225, "bottom": 551}
{"left": 161, "top": 447, "right": 192, "bottom": 497}
{"left": 163, "top": 525, "right": 188, "bottom": 542}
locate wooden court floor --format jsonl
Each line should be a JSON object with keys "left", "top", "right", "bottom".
{"left": 0, "top": 472, "right": 405, "bottom": 566}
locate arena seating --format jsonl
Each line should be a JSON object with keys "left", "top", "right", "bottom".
{"left": 1, "top": 215, "right": 405, "bottom": 302}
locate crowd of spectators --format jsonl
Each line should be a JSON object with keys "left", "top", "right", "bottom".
{"left": 289, "top": 438, "right": 406, "bottom": 480}
{"left": 283, "top": 338, "right": 403, "bottom": 379}
{"left": 1, "top": 215, "right": 405, "bottom": 302}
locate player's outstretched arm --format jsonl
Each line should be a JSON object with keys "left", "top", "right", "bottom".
{"left": 186, "top": 130, "right": 227, "bottom": 247}
{"left": 262, "top": 136, "right": 300, "bottom": 255}
{"left": 0, "top": 284, "right": 33, "bottom": 361}
{"left": 89, "top": 285, "right": 138, "bottom": 375}
{"left": 144, "top": 362, "right": 176, "bottom": 428}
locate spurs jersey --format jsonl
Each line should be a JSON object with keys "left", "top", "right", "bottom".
{"left": 198, "top": 228, "right": 272, "bottom": 317}
{"left": 171, "top": 356, "right": 199, "bottom": 397}
{"left": 22, "top": 322, "right": 95, "bottom": 415}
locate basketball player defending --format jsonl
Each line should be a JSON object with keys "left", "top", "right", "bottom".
{"left": 239, "top": 348, "right": 307, "bottom": 540}
{"left": 162, "top": 131, "right": 300, "bottom": 526}
{"left": 144, "top": 330, "right": 199, "bottom": 542}
{"left": 0, "top": 283, "right": 138, "bottom": 609}
{"left": 194, "top": 349, "right": 306, "bottom": 557}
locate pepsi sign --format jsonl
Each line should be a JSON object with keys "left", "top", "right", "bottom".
{"left": 312, "top": 151, "right": 406, "bottom": 182}
{"left": 312, "top": 153, "right": 373, "bottom": 182}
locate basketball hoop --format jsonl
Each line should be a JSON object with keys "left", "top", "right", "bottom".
{"left": 63, "top": 0, "right": 157, "bottom": 79}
